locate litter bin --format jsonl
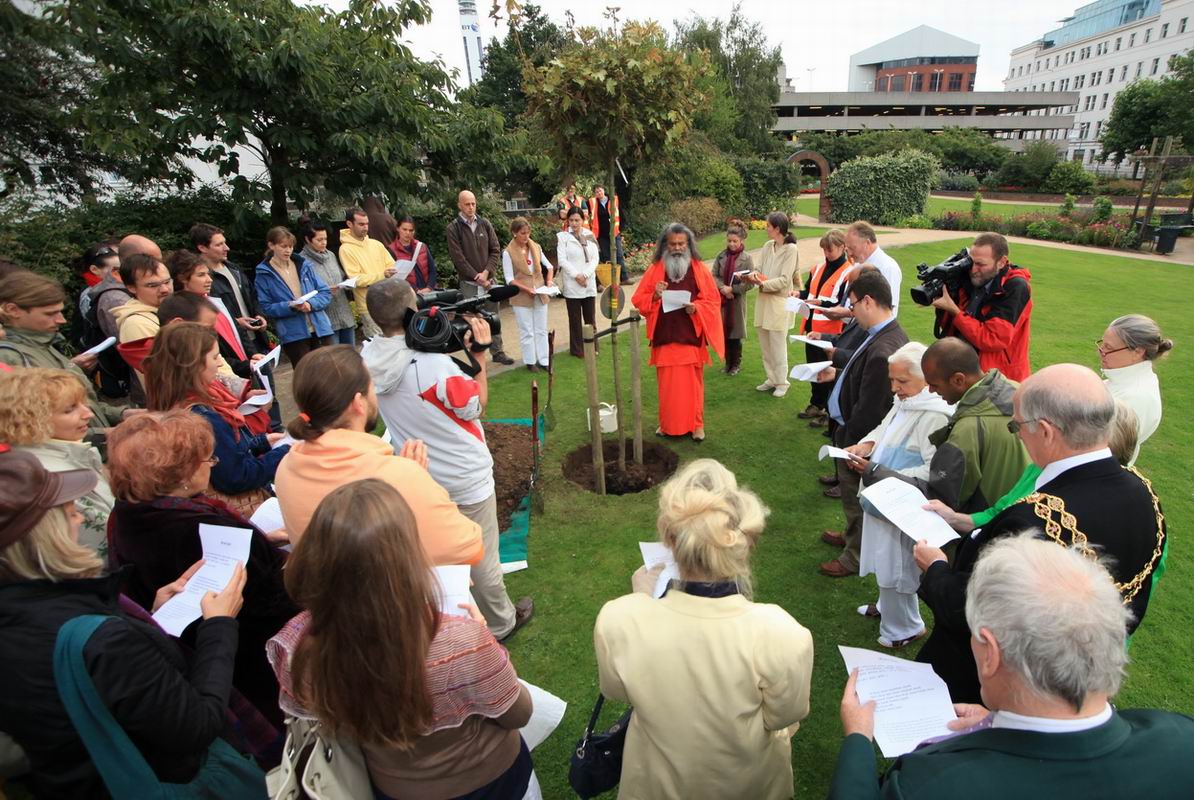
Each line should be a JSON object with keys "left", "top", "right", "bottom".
{"left": 1155, "top": 226, "right": 1182, "bottom": 255}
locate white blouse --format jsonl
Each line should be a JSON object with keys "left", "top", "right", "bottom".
{"left": 1103, "top": 359, "right": 1162, "bottom": 465}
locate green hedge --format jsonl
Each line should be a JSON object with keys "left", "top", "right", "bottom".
{"left": 824, "top": 149, "right": 939, "bottom": 225}
{"left": 0, "top": 188, "right": 272, "bottom": 292}
{"left": 634, "top": 133, "right": 745, "bottom": 216}
{"left": 666, "top": 197, "right": 726, "bottom": 238}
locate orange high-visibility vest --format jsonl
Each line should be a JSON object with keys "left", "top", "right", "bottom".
{"left": 801, "top": 258, "right": 853, "bottom": 335}
{"left": 589, "top": 195, "right": 620, "bottom": 240}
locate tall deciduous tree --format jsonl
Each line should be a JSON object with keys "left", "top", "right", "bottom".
{"left": 0, "top": 3, "right": 139, "bottom": 199}
{"left": 521, "top": 18, "right": 707, "bottom": 193}
{"left": 673, "top": 3, "right": 783, "bottom": 156}
{"left": 48, "top": 0, "right": 456, "bottom": 222}
{"left": 1101, "top": 79, "right": 1169, "bottom": 164}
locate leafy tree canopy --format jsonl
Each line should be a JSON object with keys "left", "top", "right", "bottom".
{"left": 673, "top": 3, "right": 783, "bottom": 156}
{"left": 47, "top": 0, "right": 464, "bottom": 221}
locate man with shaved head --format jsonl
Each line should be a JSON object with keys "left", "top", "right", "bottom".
{"left": 913, "top": 363, "right": 1167, "bottom": 702}
{"left": 445, "top": 190, "right": 513, "bottom": 364}
{"left": 117, "top": 234, "right": 162, "bottom": 263}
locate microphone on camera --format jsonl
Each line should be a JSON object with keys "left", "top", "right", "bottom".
{"left": 484, "top": 284, "right": 521, "bottom": 303}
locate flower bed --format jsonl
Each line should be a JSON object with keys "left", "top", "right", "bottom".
{"left": 924, "top": 210, "right": 1136, "bottom": 249}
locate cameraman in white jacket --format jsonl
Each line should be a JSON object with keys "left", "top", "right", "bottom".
{"left": 556, "top": 207, "right": 600, "bottom": 358}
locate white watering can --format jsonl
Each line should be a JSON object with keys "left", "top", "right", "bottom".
{"left": 587, "top": 402, "right": 619, "bottom": 434}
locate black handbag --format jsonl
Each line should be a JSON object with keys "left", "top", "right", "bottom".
{"left": 568, "top": 693, "right": 632, "bottom": 798}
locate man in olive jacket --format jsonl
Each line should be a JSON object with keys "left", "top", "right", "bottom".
{"left": 873, "top": 337, "right": 1028, "bottom": 514}
{"left": 830, "top": 534, "right": 1194, "bottom": 800}
{"left": 445, "top": 190, "right": 513, "bottom": 364}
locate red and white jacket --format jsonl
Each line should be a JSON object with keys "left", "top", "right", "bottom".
{"left": 361, "top": 335, "right": 494, "bottom": 506}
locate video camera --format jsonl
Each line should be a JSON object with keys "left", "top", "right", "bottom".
{"left": 405, "top": 285, "right": 517, "bottom": 360}
{"left": 909, "top": 249, "right": 973, "bottom": 306}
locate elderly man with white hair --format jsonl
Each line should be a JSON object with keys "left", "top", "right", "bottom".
{"left": 631, "top": 223, "right": 725, "bottom": 442}
{"left": 913, "top": 363, "right": 1167, "bottom": 703}
{"left": 831, "top": 533, "right": 1194, "bottom": 799}
{"left": 844, "top": 341, "right": 953, "bottom": 649}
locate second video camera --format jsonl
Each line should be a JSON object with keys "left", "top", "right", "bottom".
{"left": 909, "top": 249, "right": 973, "bottom": 306}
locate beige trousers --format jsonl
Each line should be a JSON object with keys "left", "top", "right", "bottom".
{"left": 457, "top": 493, "right": 517, "bottom": 638}
{"left": 756, "top": 327, "right": 790, "bottom": 389}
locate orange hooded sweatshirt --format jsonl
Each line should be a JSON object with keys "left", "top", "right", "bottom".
{"left": 274, "top": 428, "right": 483, "bottom": 566}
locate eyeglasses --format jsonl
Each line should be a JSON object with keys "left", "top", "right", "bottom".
{"left": 203, "top": 455, "right": 220, "bottom": 466}
{"left": 1007, "top": 417, "right": 1046, "bottom": 435}
{"left": 1095, "top": 339, "right": 1132, "bottom": 356}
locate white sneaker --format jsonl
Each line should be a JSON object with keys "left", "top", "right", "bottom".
{"left": 772, "top": 385, "right": 789, "bottom": 398}
{"left": 756, "top": 382, "right": 774, "bottom": 392}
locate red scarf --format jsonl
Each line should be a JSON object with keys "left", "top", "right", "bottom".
{"left": 187, "top": 381, "right": 271, "bottom": 440}
{"left": 720, "top": 247, "right": 742, "bottom": 330}
{"left": 212, "top": 311, "right": 248, "bottom": 361}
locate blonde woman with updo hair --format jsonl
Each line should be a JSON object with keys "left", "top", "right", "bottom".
{"left": 593, "top": 459, "right": 813, "bottom": 800}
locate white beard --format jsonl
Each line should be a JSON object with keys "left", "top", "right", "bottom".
{"left": 664, "top": 251, "right": 691, "bottom": 282}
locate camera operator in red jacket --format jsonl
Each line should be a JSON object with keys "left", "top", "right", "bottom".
{"left": 931, "top": 233, "right": 1032, "bottom": 381}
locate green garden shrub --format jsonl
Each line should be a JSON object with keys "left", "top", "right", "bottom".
{"left": 635, "top": 133, "right": 745, "bottom": 216}
{"left": 1091, "top": 196, "right": 1115, "bottom": 223}
{"left": 899, "top": 214, "right": 933, "bottom": 229}
{"left": 666, "top": 197, "right": 726, "bottom": 237}
{"left": 733, "top": 157, "right": 802, "bottom": 219}
{"left": 938, "top": 172, "right": 981, "bottom": 191}
{"left": 994, "top": 141, "right": 1059, "bottom": 191}
{"left": 1044, "top": 161, "right": 1096, "bottom": 195}
{"left": 1059, "top": 193, "right": 1077, "bottom": 217}
{"left": 825, "top": 149, "right": 939, "bottom": 225}
{"left": 971, "top": 192, "right": 983, "bottom": 217}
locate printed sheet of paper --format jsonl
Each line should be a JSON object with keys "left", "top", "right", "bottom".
{"left": 859, "top": 478, "right": 960, "bottom": 549}
{"left": 520, "top": 681, "right": 568, "bottom": 751}
{"left": 818, "top": 445, "right": 853, "bottom": 461}
{"left": 249, "top": 497, "right": 285, "bottom": 533}
{"left": 785, "top": 296, "right": 809, "bottom": 315}
{"left": 433, "top": 565, "right": 473, "bottom": 617}
{"left": 152, "top": 524, "right": 252, "bottom": 636}
{"left": 289, "top": 289, "right": 318, "bottom": 306}
{"left": 839, "top": 646, "right": 957, "bottom": 757}
{"left": 661, "top": 290, "right": 691, "bottom": 313}
{"left": 81, "top": 336, "right": 117, "bottom": 357}
{"left": 337, "top": 275, "right": 359, "bottom": 289}
{"left": 790, "top": 334, "right": 832, "bottom": 351}
{"left": 237, "top": 373, "right": 273, "bottom": 415}
{"left": 639, "top": 542, "right": 679, "bottom": 598}
{"left": 252, "top": 345, "right": 281, "bottom": 374}
{"left": 790, "top": 360, "right": 833, "bottom": 382}
{"left": 393, "top": 259, "right": 417, "bottom": 280}
{"left": 534, "top": 285, "right": 561, "bottom": 296}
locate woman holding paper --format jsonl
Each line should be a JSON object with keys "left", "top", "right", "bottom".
{"left": 392, "top": 216, "right": 439, "bottom": 294}
{"left": 711, "top": 220, "right": 756, "bottom": 376}
{"left": 268, "top": 479, "right": 543, "bottom": 799}
{"left": 502, "top": 217, "right": 555, "bottom": 372}
{"left": 556, "top": 207, "right": 600, "bottom": 358}
{"left": 0, "top": 448, "right": 259, "bottom": 798}
{"left": 594, "top": 459, "right": 814, "bottom": 800}
{"left": 106, "top": 410, "right": 296, "bottom": 723}
{"left": 144, "top": 323, "right": 288, "bottom": 505}
{"left": 848, "top": 342, "right": 953, "bottom": 649}
{"left": 254, "top": 226, "right": 334, "bottom": 367}
{"left": 0, "top": 368, "right": 114, "bottom": 555}
{"left": 743, "top": 211, "right": 800, "bottom": 397}
{"left": 300, "top": 221, "right": 358, "bottom": 346}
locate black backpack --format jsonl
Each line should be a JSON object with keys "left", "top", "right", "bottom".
{"left": 77, "top": 285, "right": 132, "bottom": 398}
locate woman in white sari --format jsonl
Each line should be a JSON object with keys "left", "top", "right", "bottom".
{"left": 844, "top": 342, "right": 953, "bottom": 648}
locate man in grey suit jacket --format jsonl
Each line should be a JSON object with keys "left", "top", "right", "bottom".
{"left": 815, "top": 268, "right": 908, "bottom": 577}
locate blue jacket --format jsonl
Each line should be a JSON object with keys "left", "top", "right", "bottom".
{"left": 191, "top": 405, "right": 289, "bottom": 494}
{"left": 254, "top": 256, "right": 333, "bottom": 344}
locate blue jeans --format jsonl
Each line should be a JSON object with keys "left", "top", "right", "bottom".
{"left": 333, "top": 326, "right": 356, "bottom": 347}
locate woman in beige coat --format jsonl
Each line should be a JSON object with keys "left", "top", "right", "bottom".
{"left": 744, "top": 211, "right": 801, "bottom": 397}
{"left": 594, "top": 459, "right": 814, "bottom": 800}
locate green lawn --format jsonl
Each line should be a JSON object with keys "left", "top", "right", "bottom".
{"left": 796, "top": 194, "right": 1077, "bottom": 220}
{"left": 485, "top": 238, "right": 1193, "bottom": 798}
{"left": 697, "top": 226, "right": 827, "bottom": 260}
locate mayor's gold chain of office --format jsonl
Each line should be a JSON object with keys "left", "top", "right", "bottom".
{"left": 1017, "top": 467, "right": 1165, "bottom": 604}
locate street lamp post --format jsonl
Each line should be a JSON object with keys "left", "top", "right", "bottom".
{"left": 907, "top": 71, "right": 916, "bottom": 92}
{"left": 932, "top": 68, "right": 945, "bottom": 92}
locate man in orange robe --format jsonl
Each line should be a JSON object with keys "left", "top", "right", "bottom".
{"left": 632, "top": 223, "right": 725, "bottom": 442}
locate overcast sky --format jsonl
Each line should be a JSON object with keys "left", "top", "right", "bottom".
{"left": 377, "top": 0, "right": 1086, "bottom": 93}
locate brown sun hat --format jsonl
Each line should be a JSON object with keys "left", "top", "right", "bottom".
{"left": 0, "top": 445, "right": 98, "bottom": 549}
